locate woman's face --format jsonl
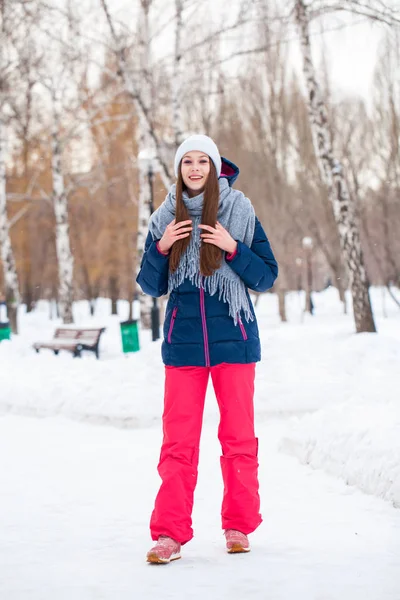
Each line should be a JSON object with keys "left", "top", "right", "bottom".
{"left": 181, "top": 151, "right": 211, "bottom": 197}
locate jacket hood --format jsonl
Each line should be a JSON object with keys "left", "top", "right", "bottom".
{"left": 220, "top": 157, "right": 239, "bottom": 187}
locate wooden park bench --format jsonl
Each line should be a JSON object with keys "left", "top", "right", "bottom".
{"left": 33, "top": 327, "right": 105, "bottom": 359}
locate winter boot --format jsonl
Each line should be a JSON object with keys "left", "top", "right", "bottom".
{"left": 225, "top": 529, "right": 250, "bottom": 553}
{"left": 146, "top": 535, "right": 181, "bottom": 564}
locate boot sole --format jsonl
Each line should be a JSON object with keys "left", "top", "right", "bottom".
{"left": 227, "top": 544, "right": 251, "bottom": 554}
{"left": 147, "top": 552, "right": 181, "bottom": 564}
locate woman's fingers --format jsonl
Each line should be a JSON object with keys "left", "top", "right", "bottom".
{"left": 173, "top": 226, "right": 192, "bottom": 235}
{"left": 173, "top": 220, "right": 192, "bottom": 230}
{"left": 198, "top": 224, "right": 217, "bottom": 233}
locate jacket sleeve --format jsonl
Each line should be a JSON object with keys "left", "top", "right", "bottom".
{"left": 225, "top": 217, "right": 278, "bottom": 292}
{"left": 136, "top": 231, "right": 170, "bottom": 297}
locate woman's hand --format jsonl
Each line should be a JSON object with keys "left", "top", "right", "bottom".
{"left": 198, "top": 221, "right": 237, "bottom": 254}
{"left": 158, "top": 219, "right": 193, "bottom": 253}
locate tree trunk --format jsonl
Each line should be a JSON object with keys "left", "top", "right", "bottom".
{"left": 21, "top": 211, "right": 34, "bottom": 312}
{"left": 49, "top": 292, "right": 59, "bottom": 321}
{"left": 23, "top": 280, "right": 34, "bottom": 313}
{"left": 305, "top": 291, "right": 312, "bottom": 314}
{"left": 74, "top": 225, "right": 95, "bottom": 315}
{"left": 278, "top": 288, "right": 287, "bottom": 322}
{"left": 109, "top": 275, "right": 118, "bottom": 315}
{"left": 127, "top": 260, "right": 135, "bottom": 321}
{"left": 89, "top": 299, "right": 96, "bottom": 316}
{"left": 304, "top": 251, "right": 313, "bottom": 314}
{"left": 338, "top": 280, "right": 347, "bottom": 314}
{"left": 50, "top": 97, "right": 74, "bottom": 324}
{"left": 332, "top": 264, "right": 347, "bottom": 314}
{"left": 295, "top": 0, "right": 376, "bottom": 333}
{"left": 0, "top": 115, "right": 20, "bottom": 333}
{"left": 6, "top": 290, "right": 18, "bottom": 333}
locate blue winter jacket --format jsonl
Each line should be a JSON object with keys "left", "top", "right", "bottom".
{"left": 136, "top": 158, "right": 278, "bottom": 367}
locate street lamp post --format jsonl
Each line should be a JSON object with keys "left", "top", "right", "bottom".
{"left": 295, "top": 257, "right": 303, "bottom": 292}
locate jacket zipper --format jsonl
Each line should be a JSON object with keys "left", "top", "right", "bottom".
{"left": 238, "top": 316, "right": 248, "bottom": 341}
{"left": 167, "top": 307, "right": 178, "bottom": 344}
{"left": 199, "top": 286, "right": 210, "bottom": 367}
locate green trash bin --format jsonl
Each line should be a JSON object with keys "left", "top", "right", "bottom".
{"left": 0, "top": 321, "right": 11, "bottom": 342}
{"left": 120, "top": 319, "right": 140, "bottom": 353}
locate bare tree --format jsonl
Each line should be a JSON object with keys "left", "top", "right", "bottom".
{"left": 48, "top": 85, "right": 76, "bottom": 323}
{"left": 100, "top": 0, "right": 172, "bottom": 188}
{"left": 36, "top": 3, "right": 128, "bottom": 323}
{"left": 294, "top": 0, "right": 376, "bottom": 333}
{"left": 37, "top": 5, "right": 108, "bottom": 323}
{"left": 369, "top": 31, "right": 400, "bottom": 305}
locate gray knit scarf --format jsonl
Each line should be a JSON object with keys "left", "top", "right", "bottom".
{"left": 149, "top": 178, "right": 256, "bottom": 324}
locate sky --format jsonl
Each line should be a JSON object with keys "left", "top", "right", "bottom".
{"left": 306, "top": 13, "right": 385, "bottom": 101}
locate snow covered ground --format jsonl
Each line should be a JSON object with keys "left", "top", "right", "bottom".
{"left": 1, "top": 415, "right": 400, "bottom": 599}
{"left": 1, "top": 287, "right": 400, "bottom": 598}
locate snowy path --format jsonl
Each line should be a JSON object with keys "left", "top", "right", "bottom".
{"left": 1, "top": 415, "right": 400, "bottom": 600}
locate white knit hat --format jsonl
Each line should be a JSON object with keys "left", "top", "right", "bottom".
{"left": 174, "top": 134, "right": 221, "bottom": 178}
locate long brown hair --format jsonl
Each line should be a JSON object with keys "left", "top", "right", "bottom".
{"left": 169, "top": 161, "right": 222, "bottom": 277}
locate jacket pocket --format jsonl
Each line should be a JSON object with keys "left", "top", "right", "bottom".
{"left": 167, "top": 307, "right": 178, "bottom": 343}
{"left": 238, "top": 317, "right": 248, "bottom": 341}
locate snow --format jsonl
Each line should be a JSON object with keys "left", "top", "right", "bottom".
{"left": 1, "top": 415, "right": 400, "bottom": 599}
{"left": 1, "top": 286, "right": 400, "bottom": 598}
{"left": 280, "top": 401, "right": 400, "bottom": 508}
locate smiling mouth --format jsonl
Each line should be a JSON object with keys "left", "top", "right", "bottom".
{"left": 189, "top": 176, "right": 203, "bottom": 181}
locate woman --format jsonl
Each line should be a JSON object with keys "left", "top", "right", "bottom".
{"left": 137, "top": 134, "right": 278, "bottom": 564}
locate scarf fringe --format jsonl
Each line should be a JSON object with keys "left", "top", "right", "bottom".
{"left": 168, "top": 243, "right": 254, "bottom": 326}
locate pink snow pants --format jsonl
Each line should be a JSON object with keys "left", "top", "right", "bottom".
{"left": 150, "top": 363, "right": 262, "bottom": 544}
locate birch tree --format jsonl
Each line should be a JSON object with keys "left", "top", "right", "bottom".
{"left": 37, "top": 6, "right": 90, "bottom": 323}
{"left": 288, "top": 76, "right": 348, "bottom": 310}
{"left": 48, "top": 86, "right": 75, "bottom": 324}
{"left": 0, "top": 1, "right": 28, "bottom": 333}
{"left": 294, "top": 0, "right": 376, "bottom": 333}
{"left": 37, "top": 1, "right": 130, "bottom": 323}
